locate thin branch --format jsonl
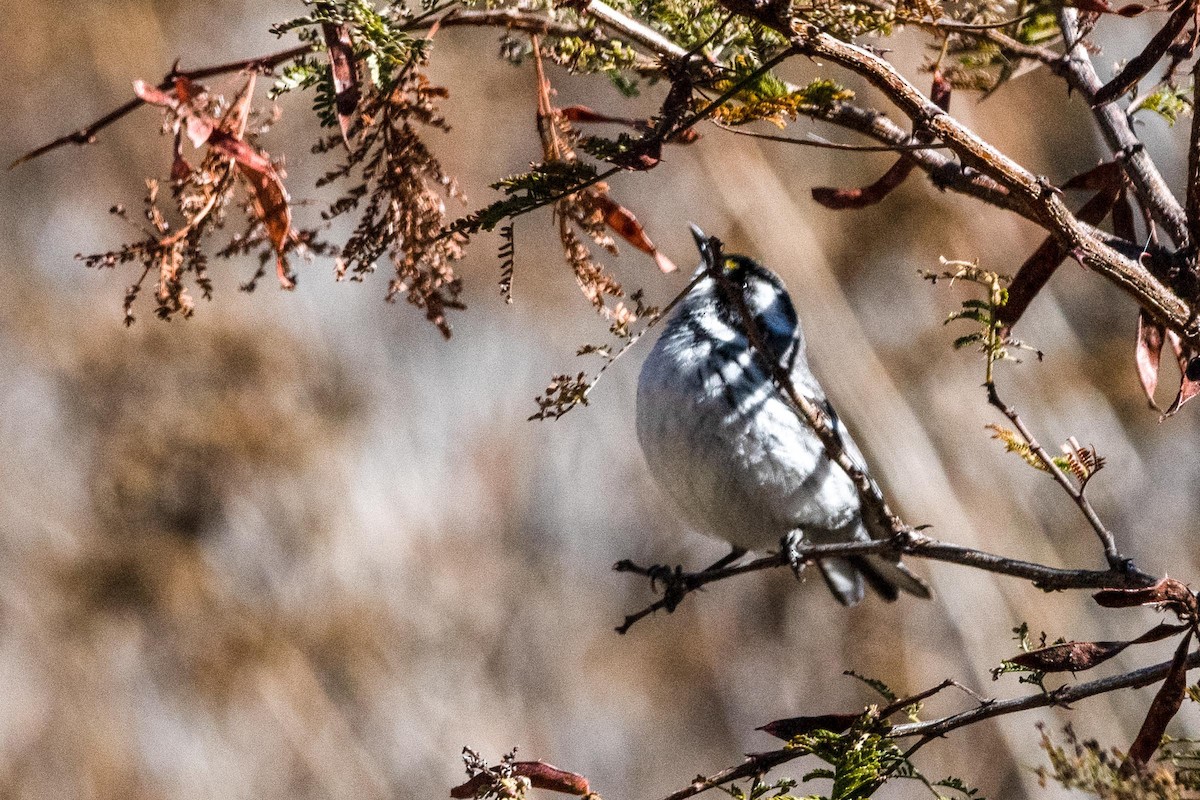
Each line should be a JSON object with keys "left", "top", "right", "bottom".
{"left": 9, "top": 43, "right": 314, "bottom": 169}
{"left": 985, "top": 383, "right": 1125, "bottom": 569}
{"left": 1055, "top": 8, "right": 1191, "bottom": 250}
{"left": 581, "top": 0, "right": 692, "bottom": 60}
{"left": 892, "top": 648, "right": 1200, "bottom": 742}
{"left": 711, "top": 121, "right": 949, "bottom": 152}
{"left": 614, "top": 529, "right": 1156, "bottom": 633}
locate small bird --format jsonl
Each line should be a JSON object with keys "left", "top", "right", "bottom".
{"left": 636, "top": 225, "right": 930, "bottom": 605}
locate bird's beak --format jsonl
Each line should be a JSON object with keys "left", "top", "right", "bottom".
{"left": 689, "top": 223, "right": 715, "bottom": 267}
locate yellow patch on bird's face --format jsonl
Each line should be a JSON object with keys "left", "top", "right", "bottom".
{"left": 723, "top": 257, "right": 741, "bottom": 273}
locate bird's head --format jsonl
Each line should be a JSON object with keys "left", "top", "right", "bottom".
{"left": 688, "top": 224, "right": 799, "bottom": 354}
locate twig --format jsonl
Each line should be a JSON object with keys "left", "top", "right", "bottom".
{"left": 581, "top": 0, "right": 692, "bottom": 60}
{"left": 892, "top": 648, "right": 1200, "bottom": 743}
{"left": 985, "top": 383, "right": 1126, "bottom": 570}
{"left": 9, "top": 44, "right": 314, "bottom": 169}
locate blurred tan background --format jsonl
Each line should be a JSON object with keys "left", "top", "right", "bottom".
{"left": 2, "top": 3, "right": 1198, "bottom": 799}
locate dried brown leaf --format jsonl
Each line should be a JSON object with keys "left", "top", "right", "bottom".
{"left": 758, "top": 713, "right": 859, "bottom": 739}
{"left": 999, "top": 184, "right": 1120, "bottom": 326}
{"left": 591, "top": 193, "right": 676, "bottom": 273}
{"left": 1009, "top": 623, "right": 1186, "bottom": 673}
{"left": 322, "top": 21, "right": 361, "bottom": 145}
{"left": 1136, "top": 311, "right": 1165, "bottom": 407}
{"left": 1162, "top": 330, "right": 1200, "bottom": 417}
{"left": 811, "top": 70, "right": 949, "bottom": 210}
{"left": 1126, "top": 630, "right": 1194, "bottom": 767}
{"left": 1094, "top": 578, "right": 1198, "bottom": 618}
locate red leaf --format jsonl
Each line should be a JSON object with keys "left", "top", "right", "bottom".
{"left": 591, "top": 193, "right": 677, "bottom": 273}
{"left": 1011, "top": 640, "right": 1127, "bottom": 672}
{"left": 1136, "top": 312, "right": 1165, "bottom": 408}
{"left": 1063, "top": 161, "right": 1125, "bottom": 192}
{"left": 1126, "top": 630, "right": 1194, "bottom": 767}
{"left": 132, "top": 79, "right": 175, "bottom": 107}
{"left": 812, "top": 160, "right": 914, "bottom": 209}
{"left": 560, "top": 105, "right": 646, "bottom": 129}
{"left": 321, "top": 22, "right": 361, "bottom": 145}
{"left": 1112, "top": 190, "right": 1136, "bottom": 242}
{"left": 514, "top": 762, "right": 591, "bottom": 795}
{"left": 449, "top": 762, "right": 590, "bottom": 799}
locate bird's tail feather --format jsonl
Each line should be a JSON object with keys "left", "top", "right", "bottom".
{"left": 854, "top": 555, "right": 933, "bottom": 601}
{"left": 817, "top": 558, "right": 866, "bottom": 606}
{"left": 816, "top": 555, "right": 932, "bottom": 605}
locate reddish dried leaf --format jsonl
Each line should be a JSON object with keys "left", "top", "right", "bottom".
{"left": 1161, "top": 330, "right": 1200, "bottom": 417}
{"left": 758, "top": 713, "right": 859, "bottom": 740}
{"left": 321, "top": 21, "right": 361, "bottom": 145}
{"left": 449, "top": 762, "right": 590, "bottom": 799}
{"left": 1113, "top": 190, "right": 1136, "bottom": 242}
{"left": 812, "top": 160, "right": 915, "bottom": 209}
{"left": 212, "top": 136, "right": 294, "bottom": 288}
{"left": 1094, "top": 577, "right": 1198, "bottom": 618}
{"left": 170, "top": 129, "right": 191, "bottom": 182}
{"left": 223, "top": 74, "right": 256, "bottom": 138}
{"left": 1126, "top": 631, "right": 1194, "bottom": 767}
{"left": 1011, "top": 640, "right": 1127, "bottom": 672}
{"left": 1094, "top": 0, "right": 1197, "bottom": 106}
{"left": 929, "top": 69, "right": 952, "bottom": 109}
{"left": 591, "top": 193, "right": 677, "bottom": 272}
{"left": 811, "top": 70, "right": 949, "bottom": 211}
{"left": 1063, "top": 161, "right": 1126, "bottom": 192}
{"left": 1009, "top": 623, "right": 1186, "bottom": 673}
{"left": 998, "top": 185, "right": 1120, "bottom": 326}
{"left": 450, "top": 775, "right": 487, "bottom": 799}
{"left": 560, "top": 105, "right": 646, "bottom": 129}
{"left": 1137, "top": 312, "right": 1165, "bottom": 407}
{"left": 514, "top": 762, "right": 591, "bottom": 795}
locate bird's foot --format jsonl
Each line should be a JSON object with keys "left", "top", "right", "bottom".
{"left": 782, "top": 531, "right": 808, "bottom": 580}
